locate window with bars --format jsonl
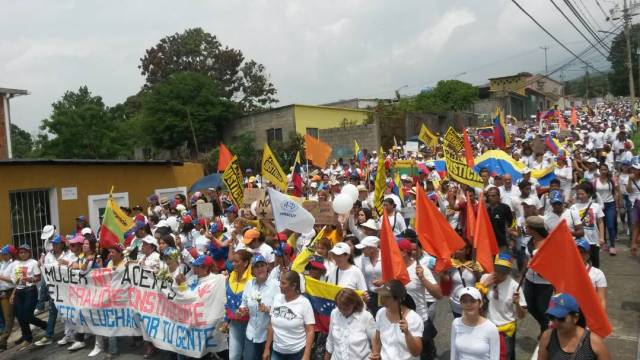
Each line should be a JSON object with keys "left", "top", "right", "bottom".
{"left": 9, "top": 189, "right": 51, "bottom": 257}
{"left": 266, "top": 128, "right": 283, "bottom": 144}
{"left": 306, "top": 127, "right": 319, "bottom": 138}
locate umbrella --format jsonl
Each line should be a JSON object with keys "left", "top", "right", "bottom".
{"left": 189, "top": 173, "right": 224, "bottom": 193}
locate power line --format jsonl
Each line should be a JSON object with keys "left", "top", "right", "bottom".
{"left": 511, "top": 0, "right": 605, "bottom": 74}
{"left": 576, "top": 0, "right": 604, "bottom": 31}
{"left": 563, "top": 0, "right": 611, "bottom": 52}
{"left": 593, "top": 0, "right": 610, "bottom": 21}
{"left": 549, "top": 0, "right": 608, "bottom": 58}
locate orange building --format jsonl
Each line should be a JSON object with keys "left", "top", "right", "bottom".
{"left": 0, "top": 159, "right": 203, "bottom": 254}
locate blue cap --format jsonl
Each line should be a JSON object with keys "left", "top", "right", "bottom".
{"left": 549, "top": 190, "right": 563, "bottom": 204}
{"left": 252, "top": 254, "right": 267, "bottom": 266}
{"left": 622, "top": 160, "right": 632, "bottom": 166}
{"left": 576, "top": 238, "right": 591, "bottom": 252}
{"left": 546, "top": 293, "right": 580, "bottom": 318}
{"left": 133, "top": 221, "right": 146, "bottom": 232}
{"left": 0, "top": 245, "right": 13, "bottom": 255}
{"left": 191, "top": 254, "right": 213, "bottom": 267}
{"left": 50, "top": 234, "right": 62, "bottom": 245}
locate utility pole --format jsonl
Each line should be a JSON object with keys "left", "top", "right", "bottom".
{"left": 540, "top": 46, "right": 549, "bottom": 74}
{"left": 584, "top": 66, "right": 590, "bottom": 99}
{"left": 623, "top": 0, "right": 636, "bottom": 102}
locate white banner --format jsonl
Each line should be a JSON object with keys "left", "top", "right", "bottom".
{"left": 42, "top": 264, "right": 227, "bottom": 358}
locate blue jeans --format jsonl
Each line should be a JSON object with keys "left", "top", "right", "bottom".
{"left": 45, "top": 299, "right": 58, "bottom": 338}
{"left": 243, "top": 339, "right": 265, "bottom": 360}
{"left": 624, "top": 195, "right": 633, "bottom": 228}
{"left": 15, "top": 287, "right": 47, "bottom": 341}
{"left": 603, "top": 201, "right": 617, "bottom": 247}
{"left": 36, "top": 278, "right": 48, "bottom": 311}
{"left": 108, "top": 337, "right": 118, "bottom": 355}
{"left": 229, "top": 320, "right": 248, "bottom": 360}
{"left": 271, "top": 349, "right": 304, "bottom": 360}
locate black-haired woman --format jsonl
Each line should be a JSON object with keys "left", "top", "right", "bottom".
{"left": 263, "top": 271, "right": 315, "bottom": 360}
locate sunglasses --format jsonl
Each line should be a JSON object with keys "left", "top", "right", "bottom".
{"left": 547, "top": 314, "right": 567, "bottom": 322}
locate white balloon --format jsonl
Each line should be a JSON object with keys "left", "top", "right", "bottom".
{"left": 250, "top": 201, "right": 258, "bottom": 217}
{"left": 341, "top": 184, "right": 359, "bottom": 203}
{"left": 332, "top": 193, "right": 354, "bottom": 214}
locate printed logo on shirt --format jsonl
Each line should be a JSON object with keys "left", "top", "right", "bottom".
{"left": 578, "top": 208, "right": 595, "bottom": 228}
{"left": 272, "top": 306, "right": 297, "bottom": 320}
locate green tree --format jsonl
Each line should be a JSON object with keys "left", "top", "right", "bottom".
{"left": 269, "top": 131, "right": 305, "bottom": 170}
{"left": 564, "top": 72, "right": 610, "bottom": 98}
{"left": 38, "top": 86, "right": 131, "bottom": 159}
{"left": 139, "top": 28, "right": 277, "bottom": 113}
{"left": 10, "top": 124, "right": 34, "bottom": 158}
{"left": 607, "top": 24, "right": 640, "bottom": 96}
{"left": 408, "top": 80, "right": 479, "bottom": 113}
{"left": 140, "top": 72, "right": 239, "bottom": 156}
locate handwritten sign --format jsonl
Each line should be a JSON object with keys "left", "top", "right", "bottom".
{"left": 243, "top": 188, "right": 265, "bottom": 209}
{"left": 42, "top": 264, "right": 227, "bottom": 358}
{"left": 196, "top": 203, "right": 214, "bottom": 219}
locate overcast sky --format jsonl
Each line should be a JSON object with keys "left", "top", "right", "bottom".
{"left": 1, "top": 0, "right": 616, "bottom": 133}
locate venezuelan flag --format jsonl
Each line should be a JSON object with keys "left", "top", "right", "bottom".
{"left": 543, "top": 109, "right": 555, "bottom": 120}
{"left": 474, "top": 150, "right": 556, "bottom": 187}
{"left": 476, "top": 127, "right": 494, "bottom": 139}
{"left": 303, "top": 276, "right": 364, "bottom": 334}
{"left": 393, "top": 172, "right": 404, "bottom": 203}
{"left": 225, "top": 266, "right": 252, "bottom": 321}
{"left": 492, "top": 109, "right": 509, "bottom": 149}
{"left": 545, "top": 135, "right": 560, "bottom": 155}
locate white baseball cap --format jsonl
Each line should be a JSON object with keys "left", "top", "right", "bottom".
{"left": 141, "top": 235, "right": 159, "bottom": 248}
{"left": 459, "top": 286, "right": 482, "bottom": 301}
{"left": 359, "top": 219, "right": 378, "bottom": 231}
{"left": 355, "top": 236, "right": 380, "bottom": 249}
{"left": 330, "top": 242, "right": 351, "bottom": 256}
{"left": 81, "top": 227, "right": 93, "bottom": 236}
{"left": 41, "top": 225, "right": 55, "bottom": 240}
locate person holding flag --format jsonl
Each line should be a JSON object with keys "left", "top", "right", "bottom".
{"left": 377, "top": 198, "right": 407, "bottom": 236}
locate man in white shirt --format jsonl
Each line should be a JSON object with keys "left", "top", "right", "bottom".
{"left": 499, "top": 174, "right": 521, "bottom": 210}
{"left": 543, "top": 190, "right": 584, "bottom": 237}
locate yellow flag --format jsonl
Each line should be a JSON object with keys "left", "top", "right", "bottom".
{"left": 418, "top": 124, "right": 438, "bottom": 149}
{"left": 222, "top": 155, "right": 244, "bottom": 207}
{"left": 354, "top": 140, "right": 360, "bottom": 157}
{"left": 294, "top": 151, "right": 301, "bottom": 166}
{"left": 262, "top": 143, "right": 288, "bottom": 192}
{"left": 373, "top": 147, "right": 386, "bottom": 217}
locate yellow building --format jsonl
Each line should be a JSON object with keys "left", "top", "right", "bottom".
{"left": 488, "top": 72, "right": 532, "bottom": 97}
{"left": 0, "top": 159, "right": 203, "bottom": 253}
{"left": 224, "top": 104, "right": 371, "bottom": 148}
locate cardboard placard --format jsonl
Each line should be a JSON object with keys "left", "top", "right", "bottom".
{"left": 196, "top": 203, "right": 214, "bottom": 219}
{"left": 243, "top": 188, "right": 265, "bottom": 208}
{"left": 302, "top": 201, "right": 337, "bottom": 225}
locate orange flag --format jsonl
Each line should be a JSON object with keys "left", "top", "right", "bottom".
{"left": 462, "top": 128, "right": 475, "bottom": 168}
{"left": 217, "top": 143, "right": 233, "bottom": 172}
{"left": 558, "top": 115, "right": 567, "bottom": 130}
{"left": 415, "top": 185, "right": 466, "bottom": 272}
{"left": 465, "top": 198, "right": 477, "bottom": 242}
{"left": 570, "top": 106, "right": 578, "bottom": 126}
{"left": 529, "top": 220, "right": 612, "bottom": 338}
{"left": 304, "top": 134, "right": 332, "bottom": 169}
{"left": 473, "top": 195, "right": 499, "bottom": 273}
{"left": 380, "top": 209, "right": 410, "bottom": 285}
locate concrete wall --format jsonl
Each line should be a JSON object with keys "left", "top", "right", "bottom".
{"left": 0, "top": 162, "right": 203, "bottom": 247}
{"left": 405, "top": 112, "right": 481, "bottom": 139}
{"left": 318, "top": 122, "right": 380, "bottom": 161}
{"left": 0, "top": 96, "right": 7, "bottom": 160}
{"left": 293, "top": 105, "right": 370, "bottom": 134}
{"left": 224, "top": 106, "right": 297, "bottom": 150}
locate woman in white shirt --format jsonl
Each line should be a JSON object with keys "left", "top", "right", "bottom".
{"left": 450, "top": 287, "right": 500, "bottom": 360}
{"left": 326, "top": 243, "right": 367, "bottom": 292}
{"left": 325, "top": 288, "right": 376, "bottom": 360}
{"left": 239, "top": 254, "right": 278, "bottom": 360}
{"left": 9, "top": 244, "right": 48, "bottom": 349}
{"left": 594, "top": 163, "right": 620, "bottom": 255}
{"left": 570, "top": 184, "right": 605, "bottom": 268}
{"left": 554, "top": 156, "right": 573, "bottom": 201}
{"left": 371, "top": 280, "right": 423, "bottom": 360}
{"left": 354, "top": 236, "right": 382, "bottom": 314}
{"left": 0, "top": 245, "right": 16, "bottom": 351}
{"left": 576, "top": 239, "right": 607, "bottom": 309}
{"left": 377, "top": 198, "right": 407, "bottom": 236}
{"left": 264, "top": 271, "right": 315, "bottom": 360}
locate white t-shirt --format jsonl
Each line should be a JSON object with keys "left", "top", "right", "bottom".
{"left": 594, "top": 178, "right": 615, "bottom": 204}
{"left": 512, "top": 195, "right": 541, "bottom": 221}
{"left": 450, "top": 318, "right": 500, "bottom": 360}
{"left": 544, "top": 209, "right": 580, "bottom": 232}
{"left": 325, "top": 264, "right": 368, "bottom": 291}
{"left": 377, "top": 211, "right": 407, "bottom": 236}
{"left": 480, "top": 275, "right": 527, "bottom": 327}
{"left": 627, "top": 177, "right": 640, "bottom": 202}
{"left": 356, "top": 255, "right": 382, "bottom": 292}
{"left": 270, "top": 293, "right": 315, "bottom": 354}
{"left": 375, "top": 308, "right": 423, "bottom": 360}
{"left": 405, "top": 258, "right": 437, "bottom": 321}
{"left": 0, "top": 260, "right": 15, "bottom": 291}
{"left": 12, "top": 258, "right": 41, "bottom": 290}
{"left": 498, "top": 185, "right": 520, "bottom": 210}
{"left": 570, "top": 202, "right": 604, "bottom": 245}
{"left": 588, "top": 265, "right": 607, "bottom": 289}
{"left": 449, "top": 267, "right": 477, "bottom": 315}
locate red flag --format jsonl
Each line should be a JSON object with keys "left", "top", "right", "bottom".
{"left": 380, "top": 209, "right": 410, "bottom": 285}
{"left": 465, "top": 198, "right": 477, "bottom": 242}
{"left": 217, "top": 143, "right": 233, "bottom": 172}
{"left": 529, "top": 220, "right": 612, "bottom": 338}
{"left": 415, "top": 185, "right": 466, "bottom": 272}
{"left": 473, "top": 195, "right": 499, "bottom": 273}
{"left": 304, "top": 134, "right": 332, "bottom": 169}
{"left": 570, "top": 106, "right": 578, "bottom": 126}
{"left": 558, "top": 115, "right": 567, "bottom": 130}
{"left": 462, "top": 128, "right": 475, "bottom": 168}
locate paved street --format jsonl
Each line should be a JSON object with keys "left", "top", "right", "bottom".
{"left": 2, "top": 239, "right": 639, "bottom": 360}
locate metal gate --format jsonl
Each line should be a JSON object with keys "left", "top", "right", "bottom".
{"left": 9, "top": 189, "right": 51, "bottom": 256}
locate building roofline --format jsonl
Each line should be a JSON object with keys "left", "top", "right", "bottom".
{"left": 0, "top": 159, "right": 185, "bottom": 166}
{"left": 0, "top": 87, "right": 28, "bottom": 96}
{"left": 488, "top": 72, "right": 533, "bottom": 81}
{"left": 529, "top": 74, "right": 563, "bottom": 85}
{"left": 238, "top": 103, "right": 371, "bottom": 119}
